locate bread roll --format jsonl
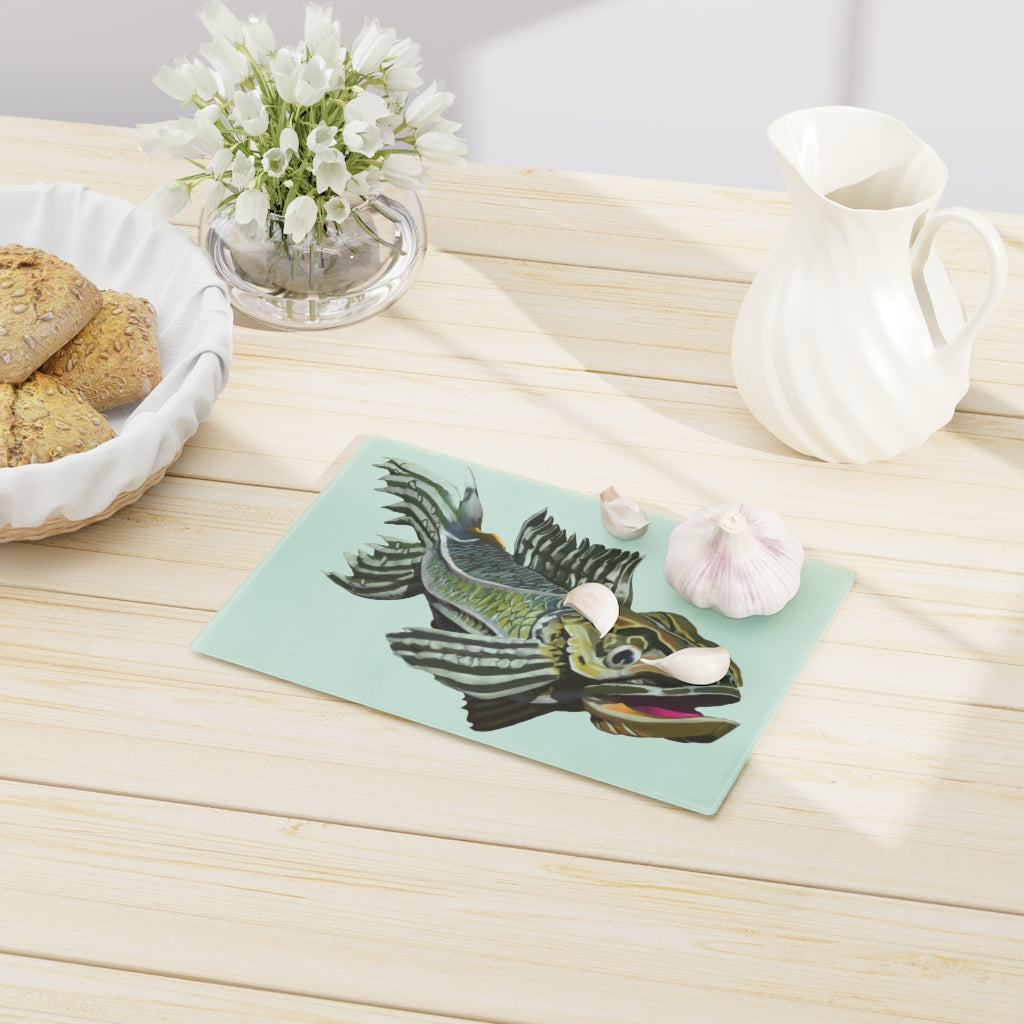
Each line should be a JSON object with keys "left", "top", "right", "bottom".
{"left": 0, "top": 245, "right": 103, "bottom": 385}
{"left": 40, "top": 290, "right": 162, "bottom": 410}
{"left": 0, "top": 372, "right": 114, "bottom": 467}
{"left": 0, "top": 383, "right": 14, "bottom": 469}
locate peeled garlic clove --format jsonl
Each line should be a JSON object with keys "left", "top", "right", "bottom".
{"left": 599, "top": 486, "right": 650, "bottom": 540}
{"left": 564, "top": 581, "right": 620, "bottom": 636}
{"left": 664, "top": 501, "right": 803, "bottom": 618}
{"left": 640, "top": 646, "right": 731, "bottom": 685}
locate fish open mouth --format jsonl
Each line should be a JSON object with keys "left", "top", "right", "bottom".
{"left": 582, "top": 694, "right": 739, "bottom": 742}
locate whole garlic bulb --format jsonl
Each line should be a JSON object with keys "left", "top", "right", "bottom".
{"left": 664, "top": 501, "right": 803, "bottom": 618}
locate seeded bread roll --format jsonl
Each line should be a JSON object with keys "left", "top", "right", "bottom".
{"left": 0, "top": 383, "right": 14, "bottom": 468}
{"left": 40, "top": 290, "right": 162, "bottom": 411}
{"left": 0, "top": 372, "right": 115, "bottom": 467}
{"left": 0, "top": 244, "right": 103, "bottom": 385}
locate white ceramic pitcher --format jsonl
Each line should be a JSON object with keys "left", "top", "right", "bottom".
{"left": 731, "top": 106, "right": 1007, "bottom": 463}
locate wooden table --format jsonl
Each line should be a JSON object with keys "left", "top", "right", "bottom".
{"left": 1, "top": 115, "right": 1022, "bottom": 1024}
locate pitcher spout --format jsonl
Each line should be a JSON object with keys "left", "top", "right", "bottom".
{"left": 768, "top": 106, "right": 948, "bottom": 216}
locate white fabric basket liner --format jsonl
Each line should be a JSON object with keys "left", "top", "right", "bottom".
{"left": 0, "top": 183, "right": 232, "bottom": 530}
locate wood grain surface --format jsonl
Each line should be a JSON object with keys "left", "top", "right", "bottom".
{"left": 0, "top": 115, "right": 1021, "bottom": 1023}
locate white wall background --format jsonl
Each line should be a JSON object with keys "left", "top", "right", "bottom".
{"left": 3, "top": 0, "right": 1021, "bottom": 212}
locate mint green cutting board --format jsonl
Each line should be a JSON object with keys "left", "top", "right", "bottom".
{"left": 192, "top": 436, "right": 855, "bottom": 815}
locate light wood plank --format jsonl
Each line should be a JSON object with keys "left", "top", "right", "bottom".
{"left": 2, "top": 113, "right": 1022, "bottom": 1024}
{"left": 173, "top": 346, "right": 1024, "bottom": 504}
{"left": 177, "top": 328, "right": 1024, "bottom": 502}
{"left": 1, "top": 781, "right": 1022, "bottom": 1024}
{"left": 423, "top": 161, "right": 1024, "bottom": 285}
{"left": 3, "top": 116, "right": 1021, "bottom": 291}
{"left": 0, "top": 953, "right": 480, "bottom": 1024}
{"left": 2, "top": 113, "right": 1018, "bottom": 420}
{"left": 0, "top": 383, "right": 1020, "bottom": 666}
{"left": 0, "top": 469, "right": 1021, "bottom": 674}
{"left": 1, "top": 588, "right": 1021, "bottom": 915}
{"left": 219, "top": 248, "right": 1024, "bottom": 406}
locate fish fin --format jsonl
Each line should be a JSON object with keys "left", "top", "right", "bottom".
{"left": 386, "top": 627, "right": 562, "bottom": 698}
{"left": 513, "top": 510, "right": 643, "bottom": 604}
{"left": 375, "top": 458, "right": 463, "bottom": 544}
{"left": 325, "top": 536, "right": 425, "bottom": 600}
{"left": 462, "top": 695, "right": 559, "bottom": 732}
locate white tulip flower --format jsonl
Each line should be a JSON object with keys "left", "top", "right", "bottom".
{"left": 313, "top": 149, "right": 350, "bottom": 194}
{"left": 231, "top": 150, "right": 255, "bottom": 187}
{"left": 235, "top": 186, "right": 270, "bottom": 229}
{"left": 381, "top": 152, "right": 429, "bottom": 191}
{"left": 269, "top": 48, "right": 302, "bottom": 103}
{"left": 155, "top": 59, "right": 220, "bottom": 103}
{"left": 404, "top": 81, "right": 455, "bottom": 130}
{"left": 350, "top": 19, "right": 396, "bottom": 75}
{"left": 348, "top": 167, "right": 382, "bottom": 194}
{"left": 344, "top": 90, "right": 391, "bottom": 125}
{"left": 232, "top": 89, "right": 269, "bottom": 135}
{"left": 304, "top": 3, "right": 337, "bottom": 44}
{"left": 283, "top": 194, "right": 319, "bottom": 244}
{"left": 201, "top": 36, "right": 249, "bottom": 91}
{"left": 153, "top": 63, "right": 198, "bottom": 103}
{"left": 415, "top": 130, "right": 468, "bottom": 165}
{"left": 299, "top": 56, "right": 335, "bottom": 106}
{"left": 204, "top": 180, "right": 229, "bottom": 210}
{"left": 142, "top": 181, "right": 190, "bottom": 219}
{"left": 138, "top": 119, "right": 188, "bottom": 158}
{"left": 140, "top": 109, "right": 222, "bottom": 159}
{"left": 279, "top": 127, "right": 299, "bottom": 155}
{"left": 199, "top": 0, "right": 245, "bottom": 43}
{"left": 342, "top": 92, "right": 393, "bottom": 156}
{"left": 272, "top": 52, "right": 334, "bottom": 108}
{"left": 209, "top": 146, "right": 234, "bottom": 178}
{"left": 306, "top": 122, "right": 338, "bottom": 153}
{"left": 386, "top": 38, "right": 423, "bottom": 94}
{"left": 262, "top": 147, "right": 290, "bottom": 177}
{"left": 189, "top": 60, "right": 221, "bottom": 101}
{"left": 324, "top": 195, "right": 351, "bottom": 224}
{"left": 341, "top": 121, "right": 381, "bottom": 158}
{"left": 243, "top": 14, "right": 275, "bottom": 61}
{"left": 304, "top": 3, "right": 344, "bottom": 67}
{"left": 192, "top": 107, "right": 225, "bottom": 155}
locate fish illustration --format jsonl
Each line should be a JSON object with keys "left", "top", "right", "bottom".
{"left": 325, "top": 458, "right": 742, "bottom": 742}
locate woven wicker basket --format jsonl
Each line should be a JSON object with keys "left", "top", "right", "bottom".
{"left": 0, "top": 454, "right": 180, "bottom": 543}
{"left": 0, "top": 183, "right": 233, "bottom": 544}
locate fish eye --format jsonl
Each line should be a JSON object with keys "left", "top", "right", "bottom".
{"left": 605, "top": 644, "right": 643, "bottom": 667}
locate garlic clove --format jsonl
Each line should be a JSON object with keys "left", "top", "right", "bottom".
{"left": 599, "top": 485, "right": 650, "bottom": 540}
{"left": 564, "top": 581, "right": 620, "bottom": 636}
{"left": 640, "top": 646, "right": 732, "bottom": 685}
{"left": 664, "top": 501, "right": 803, "bottom": 618}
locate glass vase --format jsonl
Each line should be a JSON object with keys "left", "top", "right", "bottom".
{"left": 201, "top": 190, "right": 426, "bottom": 330}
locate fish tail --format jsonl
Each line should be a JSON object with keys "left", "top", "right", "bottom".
{"left": 325, "top": 535, "right": 425, "bottom": 600}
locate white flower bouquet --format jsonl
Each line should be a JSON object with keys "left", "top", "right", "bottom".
{"left": 140, "top": 0, "right": 466, "bottom": 249}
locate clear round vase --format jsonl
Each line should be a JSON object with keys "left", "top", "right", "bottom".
{"left": 201, "top": 190, "right": 426, "bottom": 330}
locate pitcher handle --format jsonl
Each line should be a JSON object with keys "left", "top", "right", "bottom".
{"left": 911, "top": 206, "right": 1008, "bottom": 351}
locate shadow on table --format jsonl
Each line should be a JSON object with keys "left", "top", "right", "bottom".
{"left": 945, "top": 384, "right": 1024, "bottom": 474}
{"left": 420, "top": 163, "right": 793, "bottom": 469}
{"left": 389, "top": 166, "right": 1023, "bottom": 920}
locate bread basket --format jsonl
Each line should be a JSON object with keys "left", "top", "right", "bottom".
{"left": 0, "top": 183, "right": 232, "bottom": 541}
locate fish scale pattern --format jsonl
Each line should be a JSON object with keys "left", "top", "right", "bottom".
{"left": 421, "top": 544, "right": 562, "bottom": 637}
